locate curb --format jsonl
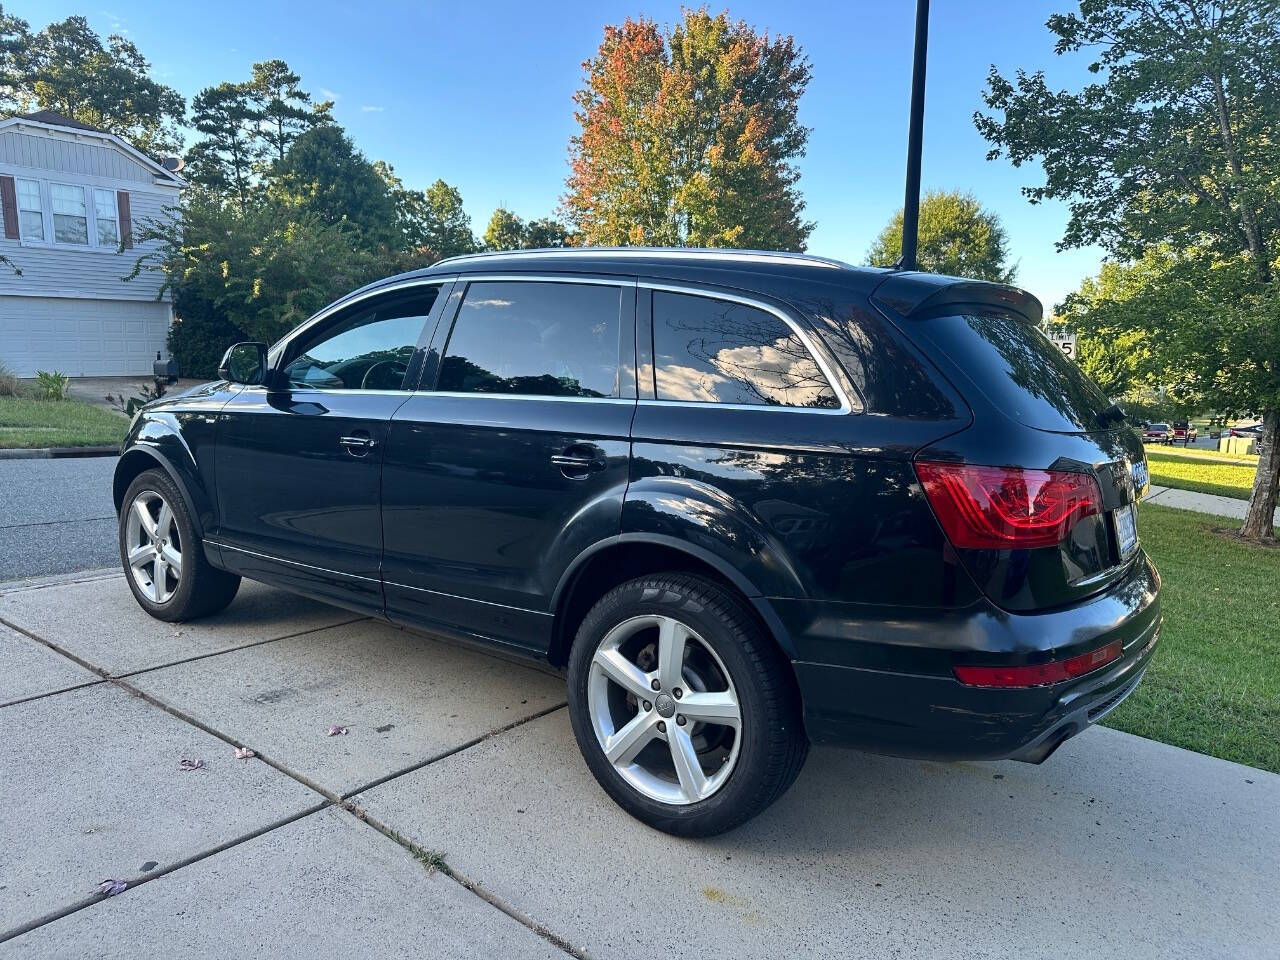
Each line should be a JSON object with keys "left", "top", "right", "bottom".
{"left": 0, "top": 446, "right": 118, "bottom": 461}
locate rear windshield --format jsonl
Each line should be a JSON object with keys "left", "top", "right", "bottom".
{"left": 912, "top": 310, "right": 1114, "bottom": 433}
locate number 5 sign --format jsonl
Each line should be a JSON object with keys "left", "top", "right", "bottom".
{"left": 1046, "top": 330, "right": 1078, "bottom": 359}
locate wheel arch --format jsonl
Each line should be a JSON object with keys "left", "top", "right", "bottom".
{"left": 547, "top": 534, "right": 797, "bottom": 669}
{"left": 113, "top": 443, "right": 208, "bottom": 538}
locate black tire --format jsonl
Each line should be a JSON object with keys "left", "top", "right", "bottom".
{"left": 118, "top": 469, "right": 240, "bottom": 622}
{"left": 567, "top": 573, "right": 808, "bottom": 837}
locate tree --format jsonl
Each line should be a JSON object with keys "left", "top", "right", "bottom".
{"left": 187, "top": 83, "right": 262, "bottom": 212}
{"left": 22, "top": 15, "right": 184, "bottom": 155}
{"left": 483, "top": 207, "right": 527, "bottom": 251}
{"left": 866, "top": 190, "right": 1017, "bottom": 282}
{"left": 269, "top": 125, "right": 398, "bottom": 250}
{"left": 977, "top": 0, "right": 1280, "bottom": 540}
{"left": 524, "top": 217, "right": 573, "bottom": 249}
{"left": 376, "top": 164, "right": 477, "bottom": 260}
{"left": 249, "top": 59, "right": 333, "bottom": 169}
{"left": 0, "top": 6, "right": 30, "bottom": 114}
{"left": 565, "top": 9, "right": 813, "bottom": 250}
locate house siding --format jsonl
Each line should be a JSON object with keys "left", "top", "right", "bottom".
{"left": 0, "top": 130, "right": 157, "bottom": 184}
{"left": 0, "top": 187, "right": 177, "bottom": 302}
{"left": 1, "top": 295, "right": 172, "bottom": 377}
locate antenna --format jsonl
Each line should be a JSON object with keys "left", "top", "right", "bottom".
{"left": 898, "top": 0, "right": 930, "bottom": 272}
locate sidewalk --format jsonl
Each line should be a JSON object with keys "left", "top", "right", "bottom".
{"left": 1145, "top": 483, "right": 1279, "bottom": 524}
{"left": 2, "top": 571, "right": 1278, "bottom": 958}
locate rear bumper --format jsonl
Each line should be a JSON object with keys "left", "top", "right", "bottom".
{"left": 784, "top": 552, "right": 1162, "bottom": 762}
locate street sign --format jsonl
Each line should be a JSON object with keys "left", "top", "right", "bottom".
{"left": 1047, "top": 330, "right": 1078, "bottom": 360}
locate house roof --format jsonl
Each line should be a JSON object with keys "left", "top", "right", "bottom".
{"left": 13, "top": 110, "right": 106, "bottom": 133}
{"left": 0, "top": 110, "right": 185, "bottom": 187}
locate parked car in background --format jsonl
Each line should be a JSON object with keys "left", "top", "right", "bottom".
{"left": 1229, "top": 422, "right": 1264, "bottom": 439}
{"left": 1143, "top": 423, "right": 1172, "bottom": 444}
{"left": 111, "top": 248, "right": 1161, "bottom": 836}
{"left": 1171, "top": 420, "right": 1197, "bottom": 445}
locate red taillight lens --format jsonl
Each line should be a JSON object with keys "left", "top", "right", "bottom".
{"left": 915, "top": 462, "right": 1102, "bottom": 550}
{"left": 954, "top": 641, "right": 1123, "bottom": 688}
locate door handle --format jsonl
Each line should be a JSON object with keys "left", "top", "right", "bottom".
{"left": 552, "top": 447, "right": 607, "bottom": 478}
{"left": 338, "top": 433, "right": 376, "bottom": 456}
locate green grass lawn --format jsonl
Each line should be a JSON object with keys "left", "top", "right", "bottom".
{"left": 1145, "top": 447, "right": 1256, "bottom": 500}
{"left": 0, "top": 396, "right": 128, "bottom": 448}
{"left": 1103, "top": 503, "right": 1279, "bottom": 773}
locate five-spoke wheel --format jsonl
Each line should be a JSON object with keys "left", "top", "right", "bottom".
{"left": 118, "top": 468, "right": 241, "bottom": 621}
{"left": 568, "top": 573, "right": 808, "bottom": 836}
{"left": 124, "top": 490, "right": 183, "bottom": 603}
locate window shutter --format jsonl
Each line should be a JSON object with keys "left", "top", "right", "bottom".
{"left": 0, "top": 176, "right": 17, "bottom": 240}
{"left": 117, "top": 190, "right": 133, "bottom": 249}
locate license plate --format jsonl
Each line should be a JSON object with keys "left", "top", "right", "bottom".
{"left": 1115, "top": 501, "right": 1139, "bottom": 557}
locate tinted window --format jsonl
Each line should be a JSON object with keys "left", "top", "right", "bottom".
{"left": 283, "top": 288, "right": 438, "bottom": 390}
{"left": 652, "top": 291, "right": 839, "bottom": 408}
{"left": 438, "top": 281, "right": 621, "bottom": 398}
{"left": 912, "top": 311, "right": 1112, "bottom": 432}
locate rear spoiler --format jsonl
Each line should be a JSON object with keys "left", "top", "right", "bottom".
{"left": 870, "top": 272, "right": 1043, "bottom": 326}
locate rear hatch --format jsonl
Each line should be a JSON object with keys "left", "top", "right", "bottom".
{"left": 872, "top": 277, "right": 1147, "bottom": 612}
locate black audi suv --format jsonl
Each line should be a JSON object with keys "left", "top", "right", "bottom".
{"left": 114, "top": 248, "right": 1160, "bottom": 836}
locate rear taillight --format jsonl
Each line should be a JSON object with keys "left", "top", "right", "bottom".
{"left": 915, "top": 462, "right": 1102, "bottom": 550}
{"left": 954, "top": 640, "right": 1123, "bottom": 688}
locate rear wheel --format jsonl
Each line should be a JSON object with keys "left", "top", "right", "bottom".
{"left": 119, "top": 469, "right": 240, "bottom": 622}
{"left": 567, "top": 573, "right": 808, "bottom": 836}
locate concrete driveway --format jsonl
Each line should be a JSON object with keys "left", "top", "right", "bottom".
{"left": 1, "top": 573, "right": 1276, "bottom": 959}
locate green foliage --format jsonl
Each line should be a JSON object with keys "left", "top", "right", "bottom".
{"left": 268, "top": 126, "right": 398, "bottom": 250}
{"left": 483, "top": 207, "right": 572, "bottom": 251}
{"left": 566, "top": 9, "right": 813, "bottom": 249}
{"left": 32, "top": 370, "right": 69, "bottom": 401}
{"left": 376, "top": 164, "right": 477, "bottom": 259}
{"left": 866, "top": 189, "right": 1016, "bottom": 282}
{"left": 0, "top": 357, "right": 20, "bottom": 396}
{"left": 187, "top": 82, "right": 263, "bottom": 210}
{"left": 978, "top": 0, "right": 1280, "bottom": 539}
{"left": 250, "top": 59, "right": 333, "bottom": 168}
{"left": 0, "top": 395, "right": 128, "bottom": 448}
{"left": 8, "top": 13, "right": 184, "bottom": 156}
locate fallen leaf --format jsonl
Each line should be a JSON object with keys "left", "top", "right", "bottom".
{"left": 233, "top": 746, "right": 255, "bottom": 760}
{"left": 177, "top": 758, "right": 204, "bottom": 772}
{"left": 96, "top": 879, "right": 127, "bottom": 897}
{"left": 327, "top": 725, "right": 348, "bottom": 737}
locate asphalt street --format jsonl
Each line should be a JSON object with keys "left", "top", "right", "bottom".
{"left": 0, "top": 456, "right": 119, "bottom": 583}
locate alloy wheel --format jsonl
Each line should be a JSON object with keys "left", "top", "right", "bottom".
{"left": 124, "top": 490, "right": 182, "bottom": 604}
{"left": 587, "top": 614, "right": 742, "bottom": 805}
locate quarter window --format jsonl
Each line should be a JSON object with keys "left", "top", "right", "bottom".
{"left": 282, "top": 288, "right": 439, "bottom": 391}
{"left": 95, "top": 189, "right": 119, "bottom": 246}
{"left": 651, "top": 291, "right": 840, "bottom": 409}
{"left": 15, "top": 178, "right": 43, "bottom": 241}
{"left": 438, "top": 281, "right": 622, "bottom": 398}
{"left": 50, "top": 183, "right": 89, "bottom": 245}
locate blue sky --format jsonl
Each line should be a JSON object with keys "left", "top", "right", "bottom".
{"left": 14, "top": 1, "right": 1105, "bottom": 310}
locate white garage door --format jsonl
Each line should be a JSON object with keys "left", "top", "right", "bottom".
{"left": 0, "top": 295, "right": 172, "bottom": 377}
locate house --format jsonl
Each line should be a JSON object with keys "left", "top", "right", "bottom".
{"left": 0, "top": 110, "right": 185, "bottom": 378}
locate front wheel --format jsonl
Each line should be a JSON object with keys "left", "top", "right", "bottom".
{"left": 567, "top": 574, "right": 808, "bottom": 836}
{"left": 119, "top": 469, "right": 241, "bottom": 622}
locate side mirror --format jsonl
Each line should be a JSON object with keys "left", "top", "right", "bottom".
{"left": 218, "top": 342, "right": 269, "bottom": 385}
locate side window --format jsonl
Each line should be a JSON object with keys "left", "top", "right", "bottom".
{"left": 651, "top": 290, "right": 840, "bottom": 409}
{"left": 438, "top": 281, "right": 622, "bottom": 398}
{"left": 283, "top": 287, "right": 438, "bottom": 391}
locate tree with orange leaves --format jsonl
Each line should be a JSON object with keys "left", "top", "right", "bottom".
{"left": 564, "top": 9, "right": 813, "bottom": 251}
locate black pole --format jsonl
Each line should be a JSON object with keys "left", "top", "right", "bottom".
{"left": 899, "top": 0, "right": 930, "bottom": 271}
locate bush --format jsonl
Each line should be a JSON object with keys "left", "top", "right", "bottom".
{"left": 33, "top": 370, "right": 70, "bottom": 401}
{"left": 0, "top": 359, "right": 21, "bottom": 397}
{"left": 168, "top": 302, "right": 248, "bottom": 380}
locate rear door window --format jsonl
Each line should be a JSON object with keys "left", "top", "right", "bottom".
{"left": 651, "top": 290, "right": 840, "bottom": 409}
{"left": 915, "top": 310, "right": 1113, "bottom": 432}
{"left": 438, "top": 281, "right": 623, "bottom": 398}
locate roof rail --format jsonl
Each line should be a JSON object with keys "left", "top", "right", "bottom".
{"left": 433, "top": 246, "right": 855, "bottom": 271}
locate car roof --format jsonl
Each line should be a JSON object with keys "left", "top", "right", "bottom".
{"left": 332, "top": 246, "right": 1040, "bottom": 321}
